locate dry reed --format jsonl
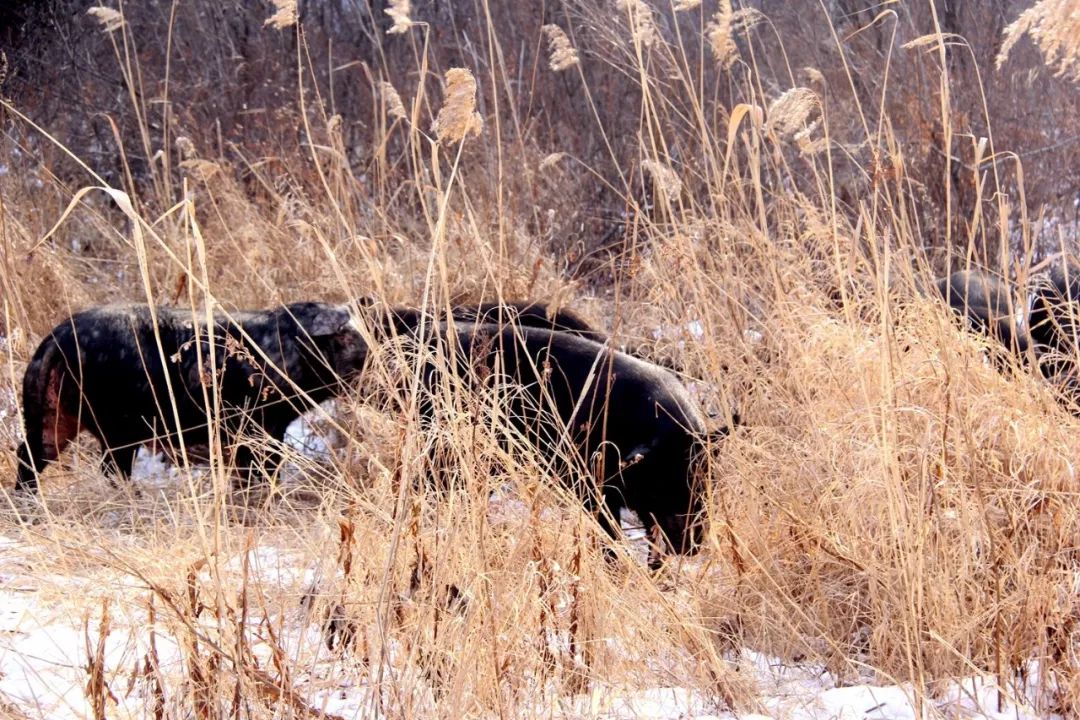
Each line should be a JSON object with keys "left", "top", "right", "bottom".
{"left": 1, "top": 1, "right": 1079, "bottom": 717}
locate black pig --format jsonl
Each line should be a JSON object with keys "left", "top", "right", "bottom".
{"left": 934, "top": 270, "right": 1029, "bottom": 357}
{"left": 362, "top": 298, "right": 690, "bottom": 374}
{"left": 361, "top": 298, "right": 605, "bottom": 343}
{"left": 15, "top": 302, "right": 366, "bottom": 493}
{"left": 1029, "top": 260, "right": 1080, "bottom": 377}
{"left": 404, "top": 322, "right": 734, "bottom": 567}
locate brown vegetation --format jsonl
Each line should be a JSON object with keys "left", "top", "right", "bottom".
{"left": 1, "top": 0, "right": 1080, "bottom": 716}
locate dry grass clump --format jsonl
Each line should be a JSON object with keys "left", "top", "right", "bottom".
{"left": 709, "top": 290, "right": 1080, "bottom": 694}
{"left": 3, "top": 351, "right": 760, "bottom": 716}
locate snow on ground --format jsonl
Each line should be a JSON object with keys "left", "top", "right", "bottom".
{"left": 0, "top": 529, "right": 1054, "bottom": 719}
{"left": 0, "top": 383, "right": 1054, "bottom": 718}
{"left": 545, "top": 652, "right": 1048, "bottom": 719}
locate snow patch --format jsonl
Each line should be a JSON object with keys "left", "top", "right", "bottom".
{"left": 0, "top": 534, "right": 1058, "bottom": 720}
{"left": 125, "top": 401, "right": 345, "bottom": 486}
{"left": 652, "top": 319, "right": 708, "bottom": 345}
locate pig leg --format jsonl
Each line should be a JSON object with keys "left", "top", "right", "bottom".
{"left": 15, "top": 366, "right": 81, "bottom": 495}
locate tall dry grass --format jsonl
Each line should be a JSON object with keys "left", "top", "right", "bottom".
{"left": 1, "top": 1, "right": 1080, "bottom": 717}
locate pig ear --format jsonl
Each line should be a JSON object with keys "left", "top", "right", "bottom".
{"left": 310, "top": 306, "right": 351, "bottom": 336}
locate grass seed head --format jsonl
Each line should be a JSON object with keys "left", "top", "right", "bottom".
{"left": 432, "top": 68, "right": 484, "bottom": 144}
{"left": 379, "top": 81, "right": 408, "bottom": 121}
{"left": 706, "top": 2, "right": 736, "bottom": 69}
{"left": 385, "top": 0, "right": 415, "bottom": 35}
{"left": 617, "top": 0, "right": 658, "bottom": 49}
{"left": 174, "top": 135, "right": 196, "bottom": 160}
{"left": 539, "top": 152, "right": 568, "bottom": 172}
{"left": 794, "top": 120, "right": 827, "bottom": 156}
{"left": 264, "top": 0, "right": 298, "bottom": 30}
{"left": 802, "top": 66, "right": 826, "bottom": 85}
{"left": 87, "top": 6, "right": 125, "bottom": 33}
{"left": 766, "top": 87, "right": 819, "bottom": 141}
{"left": 707, "top": 5, "right": 763, "bottom": 70}
{"left": 642, "top": 159, "right": 683, "bottom": 202}
{"left": 542, "top": 25, "right": 580, "bottom": 72}
{"left": 997, "top": 0, "right": 1080, "bottom": 81}
{"left": 179, "top": 159, "right": 222, "bottom": 181}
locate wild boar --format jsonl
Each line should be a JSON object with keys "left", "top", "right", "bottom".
{"left": 404, "top": 322, "right": 735, "bottom": 567}
{"left": 1028, "top": 260, "right": 1080, "bottom": 378}
{"left": 15, "top": 302, "right": 366, "bottom": 493}
{"left": 934, "top": 269, "right": 1029, "bottom": 358}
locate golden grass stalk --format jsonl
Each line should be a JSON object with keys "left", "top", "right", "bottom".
{"left": 263, "top": 0, "right": 298, "bottom": 30}
{"left": 541, "top": 25, "right": 580, "bottom": 72}
{"left": 673, "top": 0, "right": 701, "bottom": 11}
{"left": 385, "top": 0, "right": 415, "bottom": 35}
{"left": 432, "top": 68, "right": 483, "bottom": 144}
{"left": 86, "top": 6, "right": 125, "bottom": 33}
{"left": 997, "top": 0, "right": 1080, "bottom": 81}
